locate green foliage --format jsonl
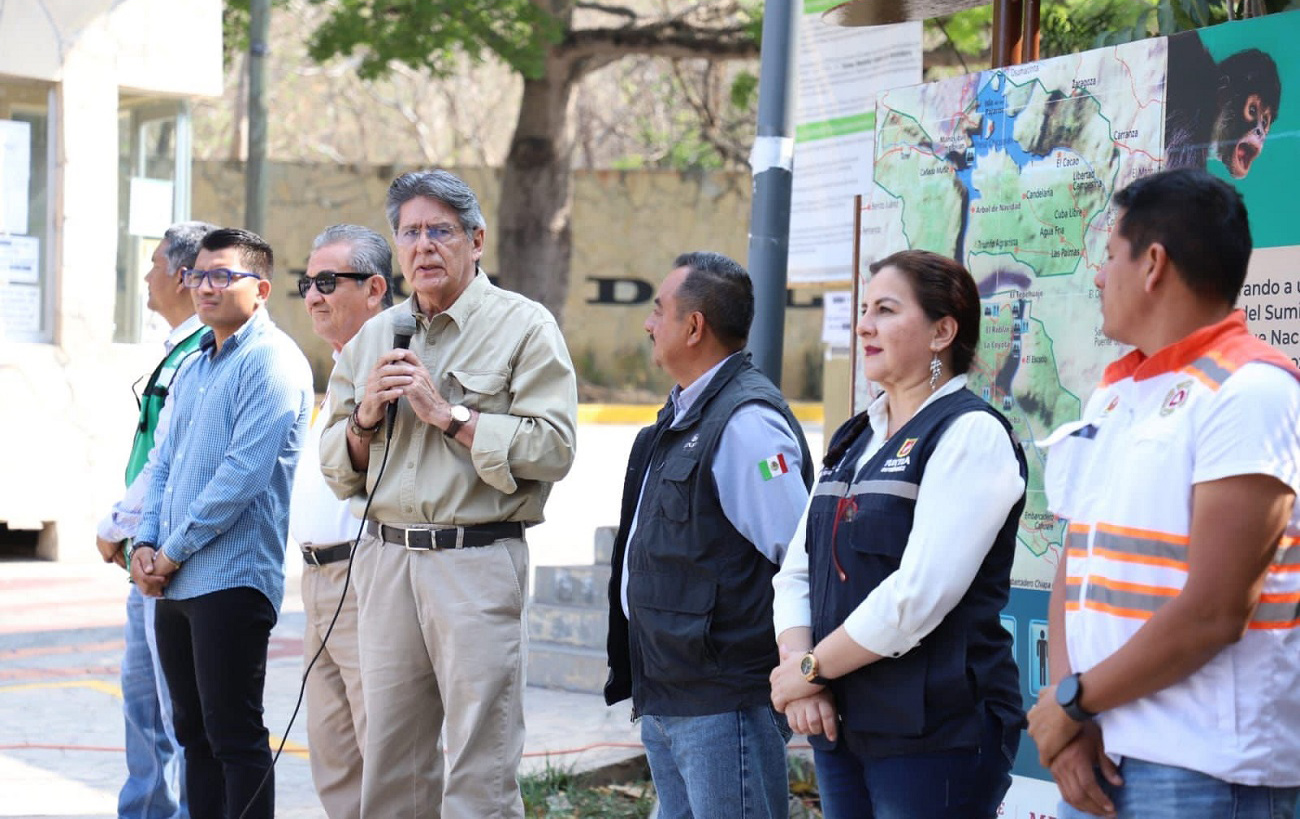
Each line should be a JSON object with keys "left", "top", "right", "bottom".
{"left": 518, "top": 760, "right": 576, "bottom": 811}
{"left": 516, "top": 754, "right": 829, "bottom": 818}
{"left": 222, "top": 0, "right": 289, "bottom": 67}
{"left": 1041, "top": 0, "right": 1152, "bottom": 57}
{"left": 612, "top": 135, "right": 726, "bottom": 172}
{"left": 1090, "top": 0, "right": 1213, "bottom": 46}
{"left": 926, "top": 0, "right": 1299, "bottom": 63}
{"left": 665, "top": 134, "right": 727, "bottom": 171}
{"left": 518, "top": 760, "right": 655, "bottom": 818}
{"left": 223, "top": 0, "right": 249, "bottom": 62}
{"left": 608, "top": 57, "right": 755, "bottom": 173}
{"left": 730, "top": 70, "right": 759, "bottom": 110}
{"left": 301, "top": 0, "right": 564, "bottom": 80}
{"left": 1094, "top": 0, "right": 1299, "bottom": 48}
{"left": 788, "top": 752, "right": 819, "bottom": 800}
{"left": 930, "top": 5, "right": 994, "bottom": 58}
{"left": 728, "top": 0, "right": 765, "bottom": 134}
{"left": 738, "top": 0, "right": 765, "bottom": 44}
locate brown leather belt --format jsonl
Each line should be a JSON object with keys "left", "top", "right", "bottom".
{"left": 300, "top": 542, "right": 352, "bottom": 566}
{"left": 366, "top": 521, "right": 524, "bottom": 551}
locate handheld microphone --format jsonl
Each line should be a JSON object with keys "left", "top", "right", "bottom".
{"left": 387, "top": 313, "right": 418, "bottom": 432}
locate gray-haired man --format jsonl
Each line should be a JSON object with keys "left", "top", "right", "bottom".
{"left": 96, "top": 221, "right": 216, "bottom": 819}
{"left": 289, "top": 225, "right": 392, "bottom": 819}
{"left": 320, "top": 170, "right": 578, "bottom": 818}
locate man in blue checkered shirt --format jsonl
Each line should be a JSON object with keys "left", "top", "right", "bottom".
{"left": 131, "top": 227, "right": 314, "bottom": 819}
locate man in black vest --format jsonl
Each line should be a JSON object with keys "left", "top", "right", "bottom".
{"left": 605, "top": 251, "right": 812, "bottom": 819}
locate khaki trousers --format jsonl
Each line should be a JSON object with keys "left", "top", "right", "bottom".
{"left": 302, "top": 558, "right": 366, "bottom": 819}
{"left": 352, "top": 532, "right": 528, "bottom": 819}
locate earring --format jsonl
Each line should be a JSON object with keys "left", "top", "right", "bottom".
{"left": 929, "top": 353, "right": 942, "bottom": 391}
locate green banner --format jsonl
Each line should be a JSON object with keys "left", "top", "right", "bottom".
{"left": 803, "top": 0, "right": 842, "bottom": 15}
{"left": 795, "top": 112, "right": 876, "bottom": 142}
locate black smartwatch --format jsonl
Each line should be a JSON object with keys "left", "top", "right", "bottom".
{"left": 1056, "top": 672, "right": 1095, "bottom": 722}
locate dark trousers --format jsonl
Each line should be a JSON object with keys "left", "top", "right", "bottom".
{"left": 154, "top": 587, "right": 276, "bottom": 819}
{"left": 813, "top": 708, "right": 1019, "bottom": 819}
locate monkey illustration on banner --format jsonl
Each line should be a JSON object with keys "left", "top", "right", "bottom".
{"left": 1165, "top": 30, "right": 1282, "bottom": 179}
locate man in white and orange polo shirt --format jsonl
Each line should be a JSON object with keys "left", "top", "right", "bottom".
{"left": 1028, "top": 167, "right": 1300, "bottom": 819}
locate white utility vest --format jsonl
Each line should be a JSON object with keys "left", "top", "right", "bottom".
{"left": 1043, "top": 312, "right": 1300, "bottom": 786}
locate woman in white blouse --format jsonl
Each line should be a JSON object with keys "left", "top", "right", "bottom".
{"left": 770, "top": 249, "right": 1027, "bottom": 818}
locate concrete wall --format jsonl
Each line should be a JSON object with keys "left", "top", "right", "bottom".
{"left": 0, "top": 0, "right": 221, "bottom": 95}
{"left": 0, "top": 0, "right": 222, "bottom": 560}
{"left": 190, "top": 162, "right": 826, "bottom": 398}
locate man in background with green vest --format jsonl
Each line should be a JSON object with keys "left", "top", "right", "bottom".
{"left": 96, "top": 220, "right": 216, "bottom": 819}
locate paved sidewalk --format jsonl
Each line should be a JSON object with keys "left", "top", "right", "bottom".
{"left": 0, "top": 561, "right": 643, "bottom": 818}
{"left": 0, "top": 419, "right": 822, "bottom": 817}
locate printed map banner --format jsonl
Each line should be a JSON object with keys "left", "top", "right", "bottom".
{"left": 851, "top": 12, "right": 1300, "bottom": 814}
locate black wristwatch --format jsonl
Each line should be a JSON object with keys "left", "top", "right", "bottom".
{"left": 1056, "top": 672, "right": 1095, "bottom": 722}
{"left": 444, "top": 404, "right": 471, "bottom": 438}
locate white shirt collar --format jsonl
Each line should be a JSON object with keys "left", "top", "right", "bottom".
{"left": 867, "top": 373, "right": 970, "bottom": 435}
{"left": 165, "top": 314, "right": 206, "bottom": 353}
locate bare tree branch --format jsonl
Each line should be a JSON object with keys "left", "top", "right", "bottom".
{"left": 668, "top": 59, "right": 749, "bottom": 168}
{"left": 575, "top": 2, "right": 639, "bottom": 21}
{"left": 558, "top": 21, "right": 759, "bottom": 75}
{"left": 933, "top": 18, "right": 970, "bottom": 74}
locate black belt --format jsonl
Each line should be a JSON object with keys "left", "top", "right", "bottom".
{"left": 366, "top": 521, "right": 524, "bottom": 551}
{"left": 301, "top": 542, "right": 352, "bottom": 567}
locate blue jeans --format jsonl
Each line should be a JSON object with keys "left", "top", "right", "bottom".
{"left": 1058, "top": 757, "right": 1300, "bottom": 819}
{"left": 119, "top": 584, "right": 187, "bottom": 819}
{"left": 641, "top": 705, "right": 793, "bottom": 819}
{"left": 813, "top": 709, "right": 1018, "bottom": 819}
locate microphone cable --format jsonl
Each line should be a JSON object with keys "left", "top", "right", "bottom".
{"left": 238, "top": 405, "right": 401, "bottom": 819}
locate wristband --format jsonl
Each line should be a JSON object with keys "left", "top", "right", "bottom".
{"left": 349, "top": 406, "right": 382, "bottom": 438}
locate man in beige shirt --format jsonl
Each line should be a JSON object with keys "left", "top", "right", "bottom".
{"left": 319, "top": 169, "right": 578, "bottom": 819}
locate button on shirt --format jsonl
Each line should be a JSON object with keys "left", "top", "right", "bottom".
{"left": 772, "top": 375, "right": 1025, "bottom": 657}
{"left": 137, "top": 308, "right": 314, "bottom": 611}
{"left": 621, "top": 352, "right": 810, "bottom": 616}
{"left": 320, "top": 273, "right": 578, "bottom": 526}
{"left": 98, "top": 314, "right": 207, "bottom": 543}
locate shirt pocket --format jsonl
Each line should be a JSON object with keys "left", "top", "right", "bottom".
{"left": 658, "top": 458, "right": 696, "bottom": 522}
{"left": 445, "top": 369, "right": 511, "bottom": 414}
{"left": 629, "top": 571, "right": 719, "bottom": 682}
{"left": 846, "top": 493, "right": 913, "bottom": 562}
{"left": 1123, "top": 418, "right": 1185, "bottom": 495}
{"left": 1040, "top": 421, "right": 1101, "bottom": 520}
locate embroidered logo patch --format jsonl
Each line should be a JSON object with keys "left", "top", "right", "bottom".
{"left": 1102, "top": 394, "right": 1120, "bottom": 416}
{"left": 896, "top": 437, "right": 918, "bottom": 458}
{"left": 683, "top": 433, "right": 700, "bottom": 450}
{"left": 1160, "top": 380, "right": 1192, "bottom": 416}
{"left": 758, "top": 454, "right": 790, "bottom": 481}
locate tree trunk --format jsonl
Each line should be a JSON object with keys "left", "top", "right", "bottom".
{"left": 496, "top": 54, "right": 579, "bottom": 327}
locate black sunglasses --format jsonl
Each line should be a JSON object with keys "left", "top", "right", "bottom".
{"left": 298, "top": 271, "right": 373, "bottom": 297}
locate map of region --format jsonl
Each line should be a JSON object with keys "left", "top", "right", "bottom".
{"left": 864, "top": 40, "right": 1166, "bottom": 588}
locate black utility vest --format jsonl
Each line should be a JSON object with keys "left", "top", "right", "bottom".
{"left": 605, "top": 353, "right": 812, "bottom": 717}
{"left": 809, "top": 388, "right": 1026, "bottom": 757}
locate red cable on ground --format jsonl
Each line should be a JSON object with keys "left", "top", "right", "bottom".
{"left": 520, "top": 740, "right": 813, "bottom": 758}
{"left": 4, "top": 740, "right": 815, "bottom": 757}
{"left": 0, "top": 743, "right": 125, "bottom": 752}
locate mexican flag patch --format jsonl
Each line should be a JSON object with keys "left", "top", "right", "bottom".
{"left": 759, "top": 453, "right": 790, "bottom": 481}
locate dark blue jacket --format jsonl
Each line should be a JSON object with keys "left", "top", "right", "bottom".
{"left": 809, "top": 388, "right": 1025, "bottom": 757}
